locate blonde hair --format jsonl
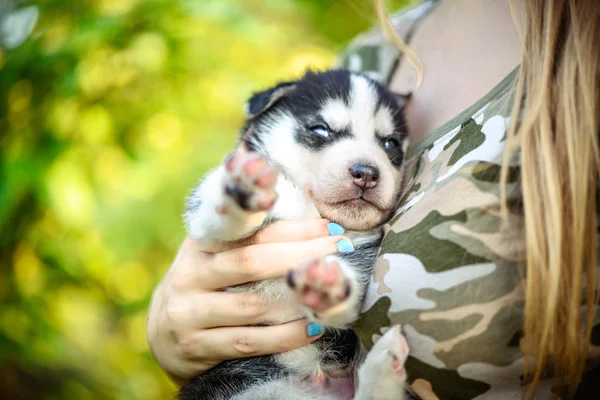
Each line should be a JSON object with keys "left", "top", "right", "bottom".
{"left": 373, "top": 0, "right": 423, "bottom": 87}
{"left": 374, "top": 0, "right": 600, "bottom": 397}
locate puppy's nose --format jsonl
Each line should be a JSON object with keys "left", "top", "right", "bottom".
{"left": 350, "top": 164, "right": 379, "bottom": 189}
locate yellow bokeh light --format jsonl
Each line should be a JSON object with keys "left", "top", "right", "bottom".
{"left": 47, "top": 155, "right": 95, "bottom": 227}
{"left": 146, "top": 112, "right": 182, "bottom": 151}
{"left": 42, "top": 18, "right": 70, "bottom": 53}
{"left": 129, "top": 32, "right": 167, "bottom": 73}
{"left": 196, "top": 71, "right": 245, "bottom": 115}
{"left": 107, "top": 261, "right": 151, "bottom": 304}
{"left": 104, "top": 336, "right": 138, "bottom": 374}
{"left": 285, "top": 45, "right": 336, "bottom": 77}
{"left": 110, "top": 51, "right": 139, "bottom": 88}
{"left": 95, "top": 0, "right": 139, "bottom": 16}
{"left": 129, "top": 372, "right": 160, "bottom": 400}
{"left": 78, "top": 105, "right": 114, "bottom": 144}
{"left": 79, "top": 230, "right": 111, "bottom": 284}
{"left": 77, "top": 48, "right": 114, "bottom": 99}
{"left": 228, "top": 40, "right": 255, "bottom": 71}
{"left": 110, "top": 162, "right": 161, "bottom": 200}
{"left": 124, "top": 312, "right": 149, "bottom": 353}
{"left": 13, "top": 243, "right": 46, "bottom": 297}
{"left": 48, "top": 97, "right": 80, "bottom": 139}
{"left": 94, "top": 146, "right": 129, "bottom": 195}
{"left": 9, "top": 80, "right": 33, "bottom": 113}
{"left": 50, "top": 286, "right": 108, "bottom": 351}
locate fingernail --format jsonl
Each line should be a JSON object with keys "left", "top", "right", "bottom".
{"left": 336, "top": 239, "right": 355, "bottom": 253}
{"left": 327, "top": 222, "right": 345, "bottom": 236}
{"left": 307, "top": 322, "right": 325, "bottom": 337}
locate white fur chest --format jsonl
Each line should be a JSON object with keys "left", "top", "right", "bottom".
{"left": 275, "top": 343, "right": 323, "bottom": 376}
{"left": 270, "top": 176, "right": 320, "bottom": 221}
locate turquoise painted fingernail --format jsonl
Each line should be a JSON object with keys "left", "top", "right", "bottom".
{"left": 336, "top": 239, "right": 355, "bottom": 253}
{"left": 327, "top": 222, "right": 345, "bottom": 236}
{"left": 307, "top": 322, "right": 325, "bottom": 337}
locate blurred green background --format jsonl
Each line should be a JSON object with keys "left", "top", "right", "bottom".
{"left": 0, "top": 0, "right": 409, "bottom": 398}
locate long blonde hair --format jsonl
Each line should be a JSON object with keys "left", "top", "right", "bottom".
{"left": 375, "top": 0, "right": 600, "bottom": 396}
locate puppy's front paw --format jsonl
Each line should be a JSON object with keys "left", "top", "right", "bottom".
{"left": 218, "top": 151, "right": 277, "bottom": 214}
{"left": 286, "top": 256, "right": 351, "bottom": 314}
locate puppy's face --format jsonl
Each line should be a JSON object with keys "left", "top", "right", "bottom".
{"left": 244, "top": 70, "right": 408, "bottom": 231}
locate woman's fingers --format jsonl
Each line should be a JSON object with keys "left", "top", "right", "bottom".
{"left": 174, "top": 235, "right": 349, "bottom": 291}
{"left": 170, "top": 291, "right": 302, "bottom": 329}
{"left": 204, "top": 235, "right": 352, "bottom": 288}
{"left": 245, "top": 219, "right": 333, "bottom": 245}
{"left": 182, "top": 319, "right": 325, "bottom": 361}
{"left": 194, "top": 219, "right": 340, "bottom": 253}
{"left": 148, "top": 222, "right": 346, "bottom": 382}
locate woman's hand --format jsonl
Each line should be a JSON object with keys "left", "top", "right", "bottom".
{"left": 146, "top": 218, "right": 351, "bottom": 384}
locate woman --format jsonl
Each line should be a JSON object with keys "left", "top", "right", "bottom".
{"left": 146, "top": 0, "right": 600, "bottom": 398}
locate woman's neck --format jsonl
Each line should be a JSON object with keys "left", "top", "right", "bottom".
{"left": 390, "top": 0, "right": 522, "bottom": 143}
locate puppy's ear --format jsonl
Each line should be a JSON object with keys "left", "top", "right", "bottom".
{"left": 245, "top": 82, "right": 297, "bottom": 119}
{"left": 394, "top": 92, "right": 412, "bottom": 108}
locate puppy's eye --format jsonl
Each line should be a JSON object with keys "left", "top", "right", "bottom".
{"left": 309, "top": 125, "right": 331, "bottom": 139}
{"left": 384, "top": 138, "right": 400, "bottom": 150}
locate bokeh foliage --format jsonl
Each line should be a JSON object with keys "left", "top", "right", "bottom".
{"left": 0, "top": 0, "right": 409, "bottom": 398}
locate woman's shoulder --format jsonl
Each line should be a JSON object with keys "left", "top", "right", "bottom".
{"left": 338, "top": 0, "right": 439, "bottom": 83}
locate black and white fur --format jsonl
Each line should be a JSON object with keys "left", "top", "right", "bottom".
{"left": 181, "top": 70, "right": 411, "bottom": 400}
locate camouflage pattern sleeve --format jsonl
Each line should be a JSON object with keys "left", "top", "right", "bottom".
{"left": 337, "top": 0, "right": 438, "bottom": 85}
{"left": 353, "top": 65, "right": 600, "bottom": 399}
{"left": 338, "top": 1, "right": 600, "bottom": 398}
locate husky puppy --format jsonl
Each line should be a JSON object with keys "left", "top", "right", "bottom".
{"left": 181, "top": 70, "right": 411, "bottom": 400}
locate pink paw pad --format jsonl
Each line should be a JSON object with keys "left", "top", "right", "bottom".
{"left": 220, "top": 151, "right": 277, "bottom": 212}
{"left": 388, "top": 333, "right": 409, "bottom": 377}
{"left": 286, "top": 258, "right": 351, "bottom": 312}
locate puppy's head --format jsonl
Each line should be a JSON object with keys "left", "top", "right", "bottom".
{"left": 242, "top": 70, "right": 408, "bottom": 231}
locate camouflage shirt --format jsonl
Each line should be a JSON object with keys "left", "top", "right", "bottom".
{"left": 340, "top": 1, "right": 600, "bottom": 399}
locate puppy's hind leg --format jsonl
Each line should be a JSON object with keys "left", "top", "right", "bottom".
{"left": 185, "top": 151, "right": 277, "bottom": 242}
{"left": 354, "top": 325, "right": 410, "bottom": 400}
